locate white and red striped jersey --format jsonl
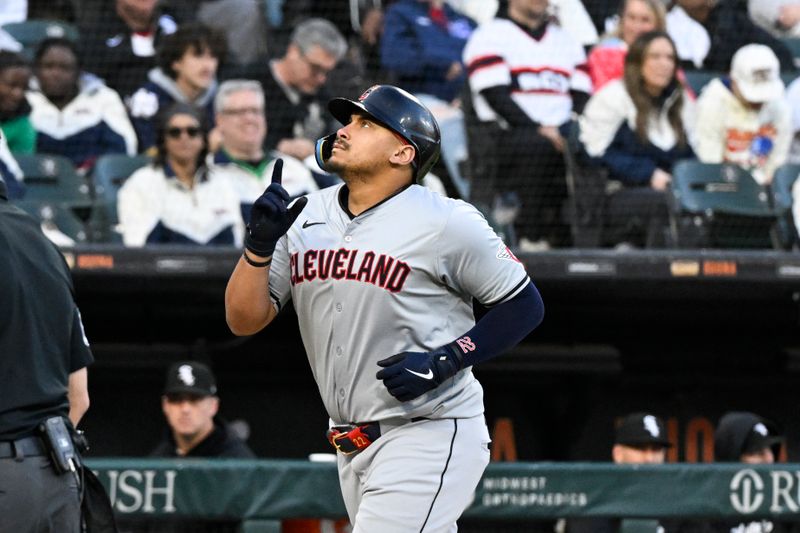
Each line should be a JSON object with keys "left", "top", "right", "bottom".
{"left": 463, "top": 18, "right": 590, "bottom": 126}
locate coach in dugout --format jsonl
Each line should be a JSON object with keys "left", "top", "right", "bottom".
{"left": 0, "top": 131, "right": 93, "bottom": 531}
{"left": 150, "top": 361, "right": 255, "bottom": 458}
{"left": 563, "top": 412, "right": 672, "bottom": 533}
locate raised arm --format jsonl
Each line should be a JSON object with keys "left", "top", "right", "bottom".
{"left": 225, "top": 159, "right": 307, "bottom": 335}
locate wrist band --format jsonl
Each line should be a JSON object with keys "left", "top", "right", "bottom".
{"left": 243, "top": 252, "right": 272, "bottom": 268}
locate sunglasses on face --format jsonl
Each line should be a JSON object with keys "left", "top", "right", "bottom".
{"left": 166, "top": 126, "right": 202, "bottom": 139}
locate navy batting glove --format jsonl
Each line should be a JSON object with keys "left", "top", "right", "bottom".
{"left": 376, "top": 344, "right": 463, "bottom": 402}
{"left": 245, "top": 159, "right": 308, "bottom": 257}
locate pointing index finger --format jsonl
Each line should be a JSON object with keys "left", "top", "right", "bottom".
{"left": 271, "top": 158, "right": 284, "bottom": 185}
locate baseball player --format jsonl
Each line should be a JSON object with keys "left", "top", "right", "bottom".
{"left": 225, "top": 85, "right": 544, "bottom": 532}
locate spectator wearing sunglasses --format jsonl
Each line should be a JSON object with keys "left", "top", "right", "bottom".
{"left": 117, "top": 102, "right": 243, "bottom": 246}
{"left": 128, "top": 22, "right": 226, "bottom": 154}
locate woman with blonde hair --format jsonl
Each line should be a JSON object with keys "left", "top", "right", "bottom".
{"left": 580, "top": 31, "right": 694, "bottom": 247}
{"left": 587, "top": 0, "right": 666, "bottom": 91}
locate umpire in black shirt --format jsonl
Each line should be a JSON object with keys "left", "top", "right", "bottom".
{"left": 0, "top": 167, "right": 93, "bottom": 531}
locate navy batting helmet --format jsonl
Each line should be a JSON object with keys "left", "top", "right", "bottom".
{"left": 315, "top": 85, "right": 441, "bottom": 182}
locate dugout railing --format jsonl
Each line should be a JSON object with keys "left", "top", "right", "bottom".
{"left": 86, "top": 459, "right": 800, "bottom": 532}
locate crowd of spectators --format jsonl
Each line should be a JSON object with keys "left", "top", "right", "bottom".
{"left": 1, "top": 2, "right": 796, "bottom": 530}
{"left": 1, "top": 0, "right": 800, "bottom": 250}
{"left": 580, "top": 30, "right": 694, "bottom": 248}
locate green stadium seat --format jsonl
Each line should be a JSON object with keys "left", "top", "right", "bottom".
{"left": 667, "top": 160, "right": 779, "bottom": 249}
{"left": 1, "top": 19, "right": 79, "bottom": 59}
{"left": 14, "top": 153, "right": 92, "bottom": 244}
{"left": 14, "top": 199, "right": 89, "bottom": 244}
{"left": 682, "top": 70, "right": 720, "bottom": 96}
{"left": 781, "top": 37, "right": 800, "bottom": 64}
{"left": 89, "top": 154, "right": 151, "bottom": 242}
{"left": 781, "top": 71, "right": 799, "bottom": 88}
{"left": 771, "top": 163, "right": 800, "bottom": 249}
{"left": 15, "top": 153, "right": 92, "bottom": 217}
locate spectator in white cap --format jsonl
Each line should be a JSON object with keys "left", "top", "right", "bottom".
{"left": 694, "top": 43, "right": 791, "bottom": 185}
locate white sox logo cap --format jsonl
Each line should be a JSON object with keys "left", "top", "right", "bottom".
{"left": 615, "top": 412, "right": 672, "bottom": 448}
{"left": 164, "top": 361, "right": 217, "bottom": 396}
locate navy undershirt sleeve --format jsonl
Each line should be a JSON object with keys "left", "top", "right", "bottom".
{"left": 449, "top": 281, "right": 544, "bottom": 367}
{"left": 480, "top": 86, "right": 541, "bottom": 129}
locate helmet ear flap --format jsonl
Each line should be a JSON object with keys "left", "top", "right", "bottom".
{"left": 314, "top": 132, "right": 338, "bottom": 172}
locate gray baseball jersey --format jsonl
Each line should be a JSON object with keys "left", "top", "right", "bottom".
{"left": 269, "top": 183, "right": 529, "bottom": 425}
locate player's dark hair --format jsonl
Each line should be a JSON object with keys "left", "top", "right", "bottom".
{"left": 33, "top": 37, "right": 81, "bottom": 69}
{"left": 157, "top": 22, "right": 227, "bottom": 80}
{"left": 153, "top": 102, "right": 209, "bottom": 172}
{"left": 623, "top": 30, "right": 687, "bottom": 147}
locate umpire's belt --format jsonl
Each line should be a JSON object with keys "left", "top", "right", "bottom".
{"left": 0, "top": 435, "right": 47, "bottom": 458}
{"left": 327, "top": 417, "right": 428, "bottom": 455}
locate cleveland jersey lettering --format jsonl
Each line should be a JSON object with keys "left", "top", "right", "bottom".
{"left": 269, "top": 184, "right": 529, "bottom": 425}
{"left": 289, "top": 248, "right": 411, "bottom": 292}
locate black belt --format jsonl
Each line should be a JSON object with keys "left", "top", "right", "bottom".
{"left": 327, "top": 417, "right": 429, "bottom": 455}
{"left": 0, "top": 435, "right": 47, "bottom": 458}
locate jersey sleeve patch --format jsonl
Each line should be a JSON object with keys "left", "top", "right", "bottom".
{"left": 496, "top": 243, "right": 521, "bottom": 263}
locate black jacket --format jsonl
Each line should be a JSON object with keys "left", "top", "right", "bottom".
{"left": 700, "top": 0, "right": 795, "bottom": 73}
{"left": 256, "top": 64, "right": 333, "bottom": 151}
{"left": 149, "top": 419, "right": 255, "bottom": 458}
{"left": 79, "top": 9, "right": 177, "bottom": 100}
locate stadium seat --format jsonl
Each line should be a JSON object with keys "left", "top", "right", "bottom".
{"left": 13, "top": 153, "right": 92, "bottom": 244}
{"left": 681, "top": 70, "right": 720, "bottom": 96}
{"left": 89, "top": 153, "right": 151, "bottom": 242}
{"left": 771, "top": 163, "right": 800, "bottom": 250}
{"left": 562, "top": 117, "right": 607, "bottom": 247}
{"left": 14, "top": 153, "right": 92, "bottom": 216}
{"left": 667, "top": 160, "right": 779, "bottom": 249}
{"left": 1, "top": 19, "right": 79, "bottom": 59}
{"left": 14, "top": 199, "right": 89, "bottom": 244}
{"left": 781, "top": 37, "right": 800, "bottom": 69}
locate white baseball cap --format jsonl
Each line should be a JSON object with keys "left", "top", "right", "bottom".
{"left": 730, "top": 44, "right": 784, "bottom": 103}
